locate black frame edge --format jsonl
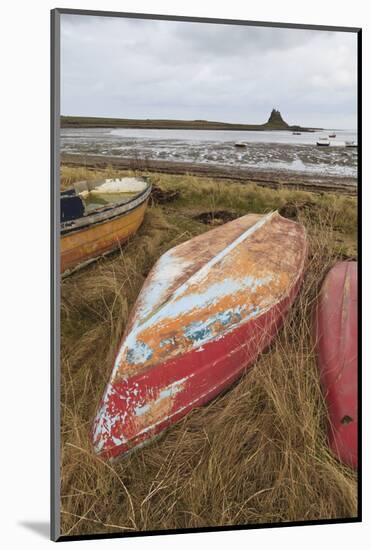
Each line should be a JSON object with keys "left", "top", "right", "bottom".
{"left": 51, "top": 7, "right": 61, "bottom": 543}
{"left": 55, "top": 7, "right": 360, "bottom": 33}
{"left": 356, "top": 27, "right": 362, "bottom": 522}
{"left": 57, "top": 517, "right": 361, "bottom": 543}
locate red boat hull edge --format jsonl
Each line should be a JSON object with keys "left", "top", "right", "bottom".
{"left": 93, "top": 278, "right": 302, "bottom": 461}
{"left": 314, "top": 261, "right": 358, "bottom": 469}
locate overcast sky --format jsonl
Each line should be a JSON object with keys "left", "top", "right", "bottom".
{"left": 61, "top": 14, "right": 357, "bottom": 129}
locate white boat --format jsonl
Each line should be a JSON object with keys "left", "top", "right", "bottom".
{"left": 316, "top": 137, "right": 330, "bottom": 147}
{"left": 345, "top": 141, "right": 357, "bottom": 148}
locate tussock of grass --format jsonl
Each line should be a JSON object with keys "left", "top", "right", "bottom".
{"left": 60, "top": 168, "right": 357, "bottom": 536}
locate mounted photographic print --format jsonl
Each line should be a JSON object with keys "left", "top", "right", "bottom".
{"left": 51, "top": 8, "right": 361, "bottom": 542}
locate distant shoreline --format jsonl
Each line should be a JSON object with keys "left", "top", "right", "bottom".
{"left": 61, "top": 115, "right": 321, "bottom": 133}
{"left": 61, "top": 153, "right": 356, "bottom": 195}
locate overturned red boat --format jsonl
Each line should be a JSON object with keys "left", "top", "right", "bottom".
{"left": 92, "top": 211, "right": 307, "bottom": 460}
{"left": 313, "top": 261, "right": 358, "bottom": 469}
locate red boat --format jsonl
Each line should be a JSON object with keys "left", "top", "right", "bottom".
{"left": 92, "top": 212, "right": 307, "bottom": 460}
{"left": 313, "top": 261, "right": 358, "bottom": 469}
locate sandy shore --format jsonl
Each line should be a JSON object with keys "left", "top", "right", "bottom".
{"left": 61, "top": 153, "right": 357, "bottom": 196}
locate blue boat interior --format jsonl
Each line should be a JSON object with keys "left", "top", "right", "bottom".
{"left": 61, "top": 191, "right": 85, "bottom": 222}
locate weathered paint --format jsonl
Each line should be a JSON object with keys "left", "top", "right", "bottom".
{"left": 313, "top": 261, "right": 358, "bottom": 469}
{"left": 61, "top": 194, "right": 149, "bottom": 275}
{"left": 92, "top": 211, "right": 307, "bottom": 460}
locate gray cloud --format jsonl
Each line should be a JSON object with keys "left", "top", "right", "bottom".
{"left": 61, "top": 14, "right": 357, "bottom": 128}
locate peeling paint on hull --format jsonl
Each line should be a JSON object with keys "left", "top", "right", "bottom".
{"left": 92, "top": 211, "right": 307, "bottom": 460}
{"left": 313, "top": 261, "right": 358, "bottom": 469}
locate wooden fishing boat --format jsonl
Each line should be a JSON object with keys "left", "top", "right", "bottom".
{"left": 92, "top": 211, "right": 307, "bottom": 460}
{"left": 61, "top": 177, "right": 151, "bottom": 275}
{"left": 313, "top": 261, "right": 358, "bottom": 469}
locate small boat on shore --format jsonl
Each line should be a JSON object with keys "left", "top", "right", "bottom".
{"left": 313, "top": 261, "right": 358, "bottom": 469}
{"left": 345, "top": 140, "right": 357, "bottom": 148}
{"left": 92, "top": 211, "right": 307, "bottom": 460}
{"left": 61, "top": 177, "right": 151, "bottom": 276}
{"left": 234, "top": 142, "right": 247, "bottom": 148}
{"left": 316, "top": 137, "right": 330, "bottom": 147}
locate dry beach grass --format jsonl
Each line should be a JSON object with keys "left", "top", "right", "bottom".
{"left": 60, "top": 166, "right": 358, "bottom": 536}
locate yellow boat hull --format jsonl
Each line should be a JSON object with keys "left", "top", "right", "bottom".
{"left": 61, "top": 199, "right": 148, "bottom": 275}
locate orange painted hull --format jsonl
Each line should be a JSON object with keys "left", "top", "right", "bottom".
{"left": 61, "top": 199, "right": 148, "bottom": 274}
{"left": 92, "top": 212, "right": 308, "bottom": 460}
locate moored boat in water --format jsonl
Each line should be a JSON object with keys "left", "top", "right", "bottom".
{"left": 313, "top": 261, "right": 358, "bottom": 469}
{"left": 61, "top": 177, "right": 151, "bottom": 276}
{"left": 92, "top": 211, "right": 308, "bottom": 460}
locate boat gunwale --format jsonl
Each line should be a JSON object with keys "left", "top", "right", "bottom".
{"left": 61, "top": 179, "right": 152, "bottom": 235}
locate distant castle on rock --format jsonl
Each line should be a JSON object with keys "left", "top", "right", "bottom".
{"left": 265, "top": 108, "right": 289, "bottom": 129}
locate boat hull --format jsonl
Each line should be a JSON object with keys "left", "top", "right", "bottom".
{"left": 313, "top": 261, "right": 358, "bottom": 469}
{"left": 92, "top": 212, "right": 307, "bottom": 460}
{"left": 61, "top": 198, "right": 149, "bottom": 275}
{"left": 93, "top": 278, "right": 302, "bottom": 460}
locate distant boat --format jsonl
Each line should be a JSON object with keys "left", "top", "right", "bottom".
{"left": 234, "top": 142, "right": 247, "bottom": 148}
{"left": 328, "top": 133, "right": 336, "bottom": 138}
{"left": 345, "top": 140, "right": 357, "bottom": 148}
{"left": 92, "top": 211, "right": 307, "bottom": 460}
{"left": 292, "top": 131, "right": 301, "bottom": 135}
{"left": 61, "top": 177, "right": 151, "bottom": 276}
{"left": 316, "top": 137, "right": 330, "bottom": 147}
